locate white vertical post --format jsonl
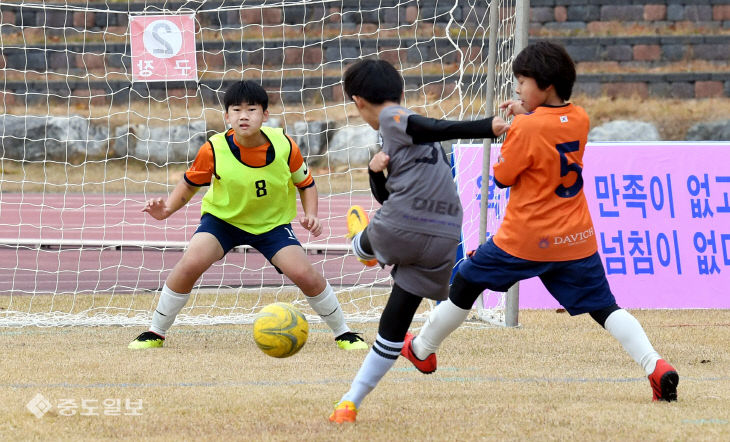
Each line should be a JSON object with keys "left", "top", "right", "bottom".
{"left": 474, "top": 0, "right": 502, "bottom": 319}
{"left": 515, "top": 0, "right": 531, "bottom": 52}
{"left": 504, "top": 0, "right": 530, "bottom": 328}
{"left": 479, "top": 0, "right": 500, "bottom": 243}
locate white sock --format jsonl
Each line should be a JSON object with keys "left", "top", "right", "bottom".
{"left": 341, "top": 334, "right": 402, "bottom": 408}
{"left": 351, "top": 231, "right": 375, "bottom": 261}
{"left": 149, "top": 284, "right": 190, "bottom": 337}
{"left": 604, "top": 309, "right": 661, "bottom": 375}
{"left": 305, "top": 282, "right": 349, "bottom": 337}
{"left": 412, "top": 298, "right": 470, "bottom": 360}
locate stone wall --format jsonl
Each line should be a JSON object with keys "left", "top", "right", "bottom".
{"left": 1, "top": 1, "right": 728, "bottom": 30}
{"left": 530, "top": 0, "right": 730, "bottom": 31}
{"left": 1, "top": 1, "right": 728, "bottom": 100}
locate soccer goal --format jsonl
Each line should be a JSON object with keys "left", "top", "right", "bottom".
{"left": 0, "top": 0, "right": 526, "bottom": 327}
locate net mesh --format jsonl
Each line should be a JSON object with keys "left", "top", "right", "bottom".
{"left": 0, "top": 0, "right": 520, "bottom": 326}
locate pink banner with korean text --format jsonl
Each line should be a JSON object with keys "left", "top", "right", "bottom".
{"left": 453, "top": 142, "right": 730, "bottom": 309}
{"left": 130, "top": 14, "right": 198, "bottom": 82}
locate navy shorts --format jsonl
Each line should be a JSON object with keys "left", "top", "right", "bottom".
{"left": 195, "top": 213, "right": 301, "bottom": 267}
{"left": 458, "top": 238, "right": 616, "bottom": 315}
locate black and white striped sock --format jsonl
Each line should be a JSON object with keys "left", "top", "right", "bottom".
{"left": 351, "top": 231, "right": 376, "bottom": 261}
{"left": 341, "top": 334, "right": 403, "bottom": 408}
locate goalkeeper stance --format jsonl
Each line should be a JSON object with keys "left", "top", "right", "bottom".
{"left": 329, "top": 59, "right": 509, "bottom": 423}
{"left": 129, "top": 80, "right": 367, "bottom": 351}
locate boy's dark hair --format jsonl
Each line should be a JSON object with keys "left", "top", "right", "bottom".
{"left": 512, "top": 41, "right": 576, "bottom": 101}
{"left": 223, "top": 80, "right": 269, "bottom": 111}
{"left": 343, "top": 59, "right": 403, "bottom": 104}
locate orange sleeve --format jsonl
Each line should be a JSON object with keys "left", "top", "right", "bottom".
{"left": 288, "top": 135, "right": 314, "bottom": 188}
{"left": 493, "top": 118, "right": 531, "bottom": 187}
{"left": 184, "top": 141, "right": 215, "bottom": 186}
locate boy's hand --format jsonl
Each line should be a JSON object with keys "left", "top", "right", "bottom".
{"left": 491, "top": 116, "right": 510, "bottom": 137}
{"left": 369, "top": 151, "right": 390, "bottom": 173}
{"left": 142, "top": 197, "right": 170, "bottom": 220}
{"left": 499, "top": 100, "right": 528, "bottom": 118}
{"left": 299, "top": 214, "right": 322, "bottom": 237}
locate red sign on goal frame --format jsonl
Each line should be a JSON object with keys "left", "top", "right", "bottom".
{"left": 130, "top": 14, "right": 197, "bottom": 82}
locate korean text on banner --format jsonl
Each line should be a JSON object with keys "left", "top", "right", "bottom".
{"left": 130, "top": 15, "right": 197, "bottom": 82}
{"left": 453, "top": 142, "right": 730, "bottom": 309}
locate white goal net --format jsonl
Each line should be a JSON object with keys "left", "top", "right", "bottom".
{"left": 0, "top": 0, "right": 523, "bottom": 327}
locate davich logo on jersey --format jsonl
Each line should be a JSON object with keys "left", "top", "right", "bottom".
{"left": 553, "top": 227, "right": 594, "bottom": 246}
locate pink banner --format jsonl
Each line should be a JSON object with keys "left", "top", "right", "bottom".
{"left": 454, "top": 142, "right": 730, "bottom": 309}
{"left": 130, "top": 15, "right": 197, "bottom": 82}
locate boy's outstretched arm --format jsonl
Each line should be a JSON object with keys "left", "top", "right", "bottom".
{"left": 142, "top": 179, "right": 199, "bottom": 220}
{"left": 298, "top": 185, "right": 323, "bottom": 237}
{"left": 405, "top": 114, "right": 509, "bottom": 144}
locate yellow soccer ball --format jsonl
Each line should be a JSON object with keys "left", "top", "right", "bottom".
{"left": 253, "top": 302, "right": 309, "bottom": 358}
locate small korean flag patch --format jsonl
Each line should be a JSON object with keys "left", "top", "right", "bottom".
{"left": 560, "top": 115, "right": 569, "bottom": 123}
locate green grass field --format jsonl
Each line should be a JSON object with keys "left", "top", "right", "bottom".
{"left": 2, "top": 309, "right": 728, "bottom": 441}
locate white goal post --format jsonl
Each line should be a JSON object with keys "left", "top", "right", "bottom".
{"left": 474, "top": 0, "right": 529, "bottom": 328}
{"left": 0, "top": 0, "right": 525, "bottom": 327}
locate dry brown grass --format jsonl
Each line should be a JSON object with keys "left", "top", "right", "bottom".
{"left": 577, "top": 60, "right": 730, "bottom": 74}
{"left": 0, "top": 158, "right": 185, "bottom": 193}
{"left": 576, "top": 95, "right": 730, "bottom": 141}
{"left": 1, "top": 309, "right": 728, "bottom": 441}
{"left": 0, "top": 60, "right": 468, "bottom": 84}
{"left": 2, "top": 93, "right": 726, "bottom": 139}
{"left": 0, "top": 287, "right": 397, "bottom": 324}
{"left": 534, "top": 22, "right": 730, "bottom": 38}
{"left": 1, "top": 94, "right": 727, "bottom": 194}
{"left": 0, "top": 89, "right": 484, "bottom": 128}
{"left": 0, "top": 158, "right": 371, "bottom": 194}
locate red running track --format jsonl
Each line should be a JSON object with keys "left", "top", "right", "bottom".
{"left": 0, "top": 193, "right": 391, "bottom": 295}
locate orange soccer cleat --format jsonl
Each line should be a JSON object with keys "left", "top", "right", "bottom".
{"left": 329, "top": 400, "right": 358, "bottom": 423}
{"left": 401, "top": 332, "right": 437, "bottom": 374}
{"left": 648, "top": 359, "right": 678, "bottom": 402}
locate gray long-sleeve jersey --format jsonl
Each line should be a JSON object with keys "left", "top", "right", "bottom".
{"left": 372, "top": 105, "right": 463, "bottom": 240}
